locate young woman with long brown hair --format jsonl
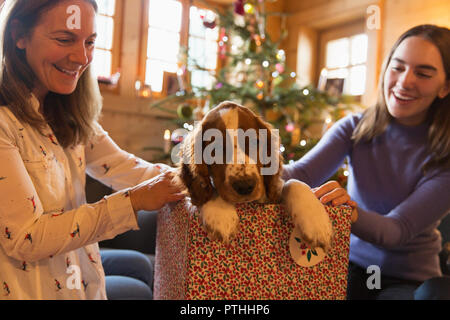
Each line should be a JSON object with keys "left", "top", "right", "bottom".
{"left": 284, "top": 24, "right": 450, "bottom": 299}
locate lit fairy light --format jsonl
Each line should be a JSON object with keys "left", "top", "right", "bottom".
{"left": 244, "top": 3, "right": 254, "bottom": 14}
{"left": 300, "top": 140, "right": 307, "bottom": 147}
{"left": 245, "top": 58, "right": 252, "bottom": 65}
{"left": 302, "top": 88, "right": 309, "bottom": 95}
{"left": 255, "top": 80, "right": 264, "bottom": 89}
{"left": 290, "top": 72, "right": 296, "bottom": 78}
{"left": 280, "top": 145, "right": 285, "bottom": 153}
{"left": 164, "top": 129, "right": 171, "bottom": 140}
{"left": 262, "top": 60, "right": 269, "bottom": 68}
{"left": 325, "top": 117, "right": 332, "bottom": 124}
{"left": 343, "top": 170, "right": 349, "bottom": 176}
{"left": 276, "top": 49, "right": 285, "bottom": 61}
{"left": 285, "top": 123, "right": 295, "bottom": 132}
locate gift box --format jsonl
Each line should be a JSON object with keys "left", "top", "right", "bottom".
{"left": 154, "top": 200, "right": 352, "bottom": 300}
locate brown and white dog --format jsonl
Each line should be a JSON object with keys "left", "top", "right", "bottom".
{"left": 175, "top": 101, "right": 333, "bottom": 251}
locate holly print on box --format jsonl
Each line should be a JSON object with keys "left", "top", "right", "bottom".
{"left": 289, "top": 228, "right": 326, "bottom": 268}
{"left": 154, "top": 200, "right": 352, "bottom": 300}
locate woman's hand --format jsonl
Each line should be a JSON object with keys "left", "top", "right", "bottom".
{"left": 154, "top": 163, "right": 176, "bottom": 174}
{"left": 312, "top": 180, "right": 358, "bottom": 223}
{"left": 129, "top": 171, "right": 185, "bottom": 212}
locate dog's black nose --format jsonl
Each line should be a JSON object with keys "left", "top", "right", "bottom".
{"left": 232, "top": 178, "right": 256, "bottom": 196}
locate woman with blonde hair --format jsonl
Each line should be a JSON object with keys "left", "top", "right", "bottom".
{"left": 0, "top": 0, "right": 184, "bottom": 299}
{"left": 284, "top": 24, "right": 450, "bottom": 299}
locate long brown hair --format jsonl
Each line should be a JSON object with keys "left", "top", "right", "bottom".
{"left": 352, "top": 24, "right": 450, "bottom": 171}
{"left": 0, "top": 0, "right": 102, "bottom": 148}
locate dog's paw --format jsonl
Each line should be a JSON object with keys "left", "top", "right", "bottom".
{"left": 200, "top": 197, "right": 239, "bottom": 244}
{"left": 282, "top": 180, "right": 333, "bottom": 252}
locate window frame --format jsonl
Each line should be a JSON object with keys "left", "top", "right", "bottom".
{"left": 96, "top": 0, "right": 124, "bottom": 94}
{"left": 138, "top": 0, "right": 224, "bottom": 98}
{"left": 318, "top": 20, "right": 367, "bottom": 99}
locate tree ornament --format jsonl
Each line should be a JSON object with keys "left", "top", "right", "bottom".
{"left": 275, "top": 63, "right": 285, "bottom": 74}
{"left": 234, "top": 0, "right": 245, "bottom": 15}
{"left": 177, "top": 103, "right": 193, "bottom": 120}
{"left": 256, "top": 92, "right": 264, "bottom": 100}
{"left": 244, "top": 3, "right": 255, "bottom": 14}
{"left": 203, "top": 19, "right": 216, "bottom": 29}
{"left": 276, "top": 49, "right": 286, "bottom": 61}
{"left": 202, "top": 13, "right": 217, "bottom": 29}
{"left": 171, "top": 128, "right": 188, "bottom": 145}
{"left": 255, "top": 80, "right": 265, "bottom": 89}
{"left": 285, "top": 122, "right": 295, "bottom": 132}
{"left": 273, "top": 75, "right": 283, "bottom": 86}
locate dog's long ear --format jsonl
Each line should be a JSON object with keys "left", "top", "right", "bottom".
{"left": 176, "top": 123, "right": 214, "bottom": 207}
{"left": 255, "top": 115, "right": 284, "bottom": 203}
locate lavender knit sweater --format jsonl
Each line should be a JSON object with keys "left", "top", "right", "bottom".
{"left": 283, "top": 114, "right": 450, "bottom": 282}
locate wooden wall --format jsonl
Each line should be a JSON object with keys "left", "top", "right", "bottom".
{"left": 282, "top": 0, "right": 450, "bottom": 108}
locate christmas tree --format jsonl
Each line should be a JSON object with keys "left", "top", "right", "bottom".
{"left": 149, "top": 0, "right": 358, "bottom": 184}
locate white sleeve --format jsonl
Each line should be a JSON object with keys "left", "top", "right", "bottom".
{"left": 85, "top": 123, "right": 171, "bottom": 191}
{"left": 0, "top": 123, "right": 138, "bottom": 263}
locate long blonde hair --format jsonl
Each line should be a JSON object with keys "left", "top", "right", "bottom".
{"left": 352, "top": 25, "right": 450, "bottom": 171}
{"left": 0, "top": 0, "right": 102, "bottom": 148}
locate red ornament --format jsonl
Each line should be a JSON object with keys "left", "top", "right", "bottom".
{"left": 234, "top": 0, "right": 245, "bottom": 15}
{"left": 202, "top": 19, "right": 216, "bottom": 29}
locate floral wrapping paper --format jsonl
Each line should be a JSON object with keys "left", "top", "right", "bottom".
{"left": 154, "top": 199, "right": 352, "bottom": 300}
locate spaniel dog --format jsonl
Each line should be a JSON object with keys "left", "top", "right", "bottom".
{"left": 175, "top": 101, "right": 333, "bottom": 251}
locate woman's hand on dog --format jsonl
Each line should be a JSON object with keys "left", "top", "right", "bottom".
{"left": 312, "top": 180, "right": 358, "bottom": 223}
{"left": 129, "top": 171, "right": 186, "bottom": 212}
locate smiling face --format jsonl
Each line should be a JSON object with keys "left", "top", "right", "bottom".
{"left": 15, "top": 0, "right": 97, "bottom": 103}
{"left": 383, "top": 36, "right": 449, "bottom": 126}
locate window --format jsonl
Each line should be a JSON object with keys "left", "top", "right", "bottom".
{"left": 144, "top": 0, "right": 182, "bottom": 93}
{"left": 141, "top": 0, "right": 219, "bottom": 94}
{"left": 188, "top": 6, "right": 219, "bottom": 91}
{"left": 92, "top": 0, "right": 122, "bottom": 79}
{"left": 324, "top": 34, "right": 368, "bottom": 96}
{"left": 318, "top": 21, "right": 368, "bottom": 96}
